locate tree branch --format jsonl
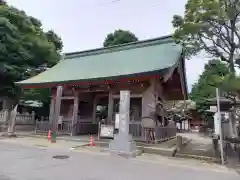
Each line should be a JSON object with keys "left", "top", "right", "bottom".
{"left": 198, "top": 32, "right": 230, "bottom": 59}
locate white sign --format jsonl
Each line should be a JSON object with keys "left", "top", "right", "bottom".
{"left": 115, "top": 114, "right": 120, "bottom": 129}
{"left": 210, "top": 106, "right": 217, "bottom": 112}
{"left": 214, "top": 112, "right": 220, "bottom": 135}
{"left": 100, "top": 125, "right": 114, "bottom": 138}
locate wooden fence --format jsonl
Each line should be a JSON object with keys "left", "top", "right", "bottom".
{"left": 35, "top": 120, "right": 176, "bottom": 141}
{"left": 129, "top": 122, "right": 176, "bottom": 141}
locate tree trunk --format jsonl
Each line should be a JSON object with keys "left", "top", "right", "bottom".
{"left": 229, "top": 57, "right": 237, "bottom": 137}
{"left": 229, "top": 61, "right": 235, "bottom": 74}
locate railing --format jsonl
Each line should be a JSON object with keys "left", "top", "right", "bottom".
{"left": 129, "top": 121, "right": 177, "bottom": 141}
{"left": 75, "top": 121, "right": 98, "bottom": 135}
{"left": 35, "top": 120, "right": 72, "bottom": 135}
{"left": 0, "top": 111, "right": 8, "bottom": 123}
{"left": 35, "top": 121, "right": 51, "bottom": 133}
{"left": 0, "top": 110, "right": 35, "bottom": 125}
{"left": 35, "top": 118, "right": 176, "bottom": 142}
{"left": 154, "top": 126, "right": 176, "bottom": 141}
{"left": 15, "top": 114, "right": 35, "bottom": 125}
{"left": 129, "top": 121, "right": 142, "bottom": 137}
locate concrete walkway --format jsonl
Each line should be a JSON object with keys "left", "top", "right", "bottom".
{"left": 0, "top": 140, "right": 239, "bottom": 180}
{"left": 0, "top": 136, "right": 88, "bottom": 150}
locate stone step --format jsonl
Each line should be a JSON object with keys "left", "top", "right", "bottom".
{"left": 0, "top": 124, "right": 35, "bottom": 132}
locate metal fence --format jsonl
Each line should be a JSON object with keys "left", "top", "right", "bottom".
{"left": 35, "top": 120, "right": 176, "bottom": 142}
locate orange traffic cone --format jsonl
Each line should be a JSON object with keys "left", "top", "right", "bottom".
{"left": 48, "top": 130, "right": 52, "bottom": 141}
{"left": 88, "top": 135, "right": 95, "bottom": 147}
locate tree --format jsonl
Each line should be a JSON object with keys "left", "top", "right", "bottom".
{"left": 0, "top": 2, "right": 62, "bottom": 101}
{"left": 103, "top": 29, "right": 138, "bottom": 47}
{"left": 0, "top": 2, "right": 62, "bottom": 134}
{"left": 190, "top": 59, "right": 231, "bottom": 122}
{"left": 172, "top": 0, "right": 240, "bottom": 73}
{"left": 191, "top": 60, "right": 230, "bottom": 100}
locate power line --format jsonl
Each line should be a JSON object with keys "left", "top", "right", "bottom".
{"left": 80, "top": 0, "right": 158, "bottom": 10}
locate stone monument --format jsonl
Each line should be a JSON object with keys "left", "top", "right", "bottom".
{"left": 108, "top": 90, "right": 138, "bottom": 157}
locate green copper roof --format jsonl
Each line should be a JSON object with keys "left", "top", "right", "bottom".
{"left": 16, "top": 35, "right": 182, "bottom": 86}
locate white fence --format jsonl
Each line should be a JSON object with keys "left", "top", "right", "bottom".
{"left": 0, "top": 110, "right": 35, "bottom": 125}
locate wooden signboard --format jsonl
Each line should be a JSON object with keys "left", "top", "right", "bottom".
{"left": 100, "top": 124, "right": 114, "bottom": 138}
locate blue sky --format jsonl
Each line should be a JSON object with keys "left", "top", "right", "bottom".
{"left": 7, "top": 0, "right": 209, "bottom": 91}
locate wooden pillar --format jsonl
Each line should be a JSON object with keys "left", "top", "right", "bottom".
{"left": 141, "top": 79, "right": 157, "bottom": 139}
{"left": 52, "top": 86, "right": 63, "bottom": 143}
{"left": 107, "top": 91, "right": 113, "bottom": 125}
{"left": 141, "top": 79, "right": 156, "bottom": 118}
{"left": 71, "top": 90, "right": 79, "bottom": 136}
{"left": 92, "top": 95, "right": 97, "bottom": 123}
{"left": 49, "top": 97, "right": 55, "bottom": 124}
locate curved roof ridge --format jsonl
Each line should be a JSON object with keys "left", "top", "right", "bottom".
{"left": 64, "top": 35, "right": 174, "bottom": 59}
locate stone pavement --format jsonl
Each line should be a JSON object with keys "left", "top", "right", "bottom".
{"left": 0, "top": 136, "right": 88, "bottom": 149}
{"left": 0, "top": 139, "right": 239, "bottom": 180}
{"left": 177, "top": 132, "right": 214, "bottom": 156}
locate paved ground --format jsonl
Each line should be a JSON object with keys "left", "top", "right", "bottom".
{"left": 177, "top": 132, "right": 215, "bottom": 157}
{"left": 0, "top": 138, "right": 239, "bottom": 180}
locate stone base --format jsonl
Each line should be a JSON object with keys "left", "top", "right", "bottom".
{"left": 108, "top": 134, "right": 138, "bottom": 158}
{"left": 1, "top": 133, "right": 17, "bottom": 138}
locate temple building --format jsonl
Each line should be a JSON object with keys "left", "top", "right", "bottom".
{"left": 16, "top": 35, "right": 188, "bottom": 141}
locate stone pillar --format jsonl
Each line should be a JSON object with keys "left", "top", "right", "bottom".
{"left": 119, "top": 91, "right": 130, "bottom": 135}
{"left": 109, "top": 90, "right": 137, "bottom": 157}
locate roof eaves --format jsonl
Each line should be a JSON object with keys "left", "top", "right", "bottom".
{"left": 15, "top": 68, "right": 170, "bottom": 88}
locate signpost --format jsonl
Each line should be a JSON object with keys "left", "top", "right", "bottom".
{"left": 100, "top": 124, "right": 114, "bottom": 138}
{"left": 216, "top": 88, "right": 225, "bottom": 165}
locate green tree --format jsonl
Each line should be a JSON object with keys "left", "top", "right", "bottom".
{"left": 191, "top": 60, "right": 230, "bottom": 100}
{"left": 0, "top": 1, "right": 62, "bottom": 134}
{"left": 103, "top": 29, "right": 138, "bottom": 47}
{"left": 172, "top": 0, "right": 240, "bottom": 73}
{"left": 0, "top": 2, "right": 62, "bottom": 103}
{"left": 190, "top": 59, "right": 230, "bottom": 123}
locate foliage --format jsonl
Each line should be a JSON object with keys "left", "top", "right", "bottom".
{"left": 103, "top": 29, "right": 138, "bottom": 47}
{"left": 22, "top": 88, "right": 51, "bottom": 116}
{"left": 0, "top": 2, "right": 62, "bottom": 106}
{"left": 190, "top": 59, "right": 231, "bottom": 122}
{"left": 172, "top": 0, "right": 240, "bottom": 72}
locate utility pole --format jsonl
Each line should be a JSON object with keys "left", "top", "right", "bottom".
{"left": 216, "top": 88, "right": 225, "bottom": 165}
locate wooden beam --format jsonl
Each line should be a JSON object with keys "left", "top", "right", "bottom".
{"left": 73, "top": 81, "right": 150, "bottom": 93}
{"left": 113, "top": 94, "right": 142, "bottom": 99}
{"left": 60, "top": 96, "right": 74, "bottom": 100}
